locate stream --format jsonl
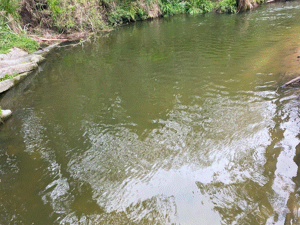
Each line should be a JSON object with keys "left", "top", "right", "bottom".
{"left": 1, "top": 1, "right": 300, "bottom": 224}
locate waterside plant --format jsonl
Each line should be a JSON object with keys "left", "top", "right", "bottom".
{"left": 3, "top": 0, "right": 242, "bottom": 32}
{"left": 0, "top": 0, "right": 264, "bottom": 53}
{"left": 216, "top": 0, "right": 237, "bottom": 13}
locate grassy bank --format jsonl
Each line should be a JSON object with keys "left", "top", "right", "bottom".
{"left": 0, "top": 0, "right": 262, "bottom": 52}
{"left": 0, "top": 27, "right": 39, "bottom": 54}
{"left": 0, "top": 0, "right": 39, "bottom": 53}
{"left": 17, "top": 0, "right": 239, "bottom": 33}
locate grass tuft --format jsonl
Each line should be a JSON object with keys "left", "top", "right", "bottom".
{"left": 0, "top": 1, "right": 39, "bottom": 53}
{"left": 0, "top": 73, "right": 19, "bottom": 81}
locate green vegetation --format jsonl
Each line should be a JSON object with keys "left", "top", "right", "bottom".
{"left": 0, "top": 0, "right": 20, "bottom": 17}
{"left": 216, "top": 0, "right": 236, "bottom": 13}
{"left": 185, "top": 0, "right": 214, "bottom": 15}
{"left": 0, "top": 0, "right": 262, "bottom": 53}
{"left": 0, "top": 0, "right": 39, "bottom": 53}
{"left": 0, "top": 73, "right": 18, "bottom": 81}
{"left": 108, "top": 3, "right": 148, "bottom": 25}
{"left": 0, "top": 28, "right": 39, "bottom": 53}
{"left": 47, "top": 0, "right": 107, "bottom": 31}
{"left": 159, "top": 0, "right": 186, "bottom": 16}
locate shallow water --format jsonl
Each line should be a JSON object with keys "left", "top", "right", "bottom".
{"left": 1, "top": 2, "right": 300, "bottom": 224}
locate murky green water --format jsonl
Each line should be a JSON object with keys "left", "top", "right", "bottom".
{"left": 2, "top": 2, "right": 300, "bottom": 224}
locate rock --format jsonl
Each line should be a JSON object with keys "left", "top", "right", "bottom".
{"left": 0, "top": 47, "right": 28, "bottom": 61}
{"left": 30, "top": 55, "right": 45, "bottom": 63}
{"left": 0, "top": 62, "right": 38, "bottom": 79}
{"left": 0, "top": 43, "right": 59, "bottom": 94}
{"left": 0, "top": 72, "right": 29, "bottom": 93}
{"left": 0, "top": 54, "right": 45, "bottom": 68}
{"left": 0, "top": 109, "right": 12, "bottom": 121}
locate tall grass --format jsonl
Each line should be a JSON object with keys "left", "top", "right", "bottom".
{"left": 0, "top": 28, "right": 39, "bottom": 53}
{"left": 39, "top": 0, "right": 108, "bottom": 32}
{"left": 0, "top": 0, "right": 20, "bottom": 16}
{"left": 0, "top": 0, "right": 39, "bottom": 53}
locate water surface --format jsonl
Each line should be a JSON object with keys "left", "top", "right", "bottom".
{"left": 2, "top": 2, "right": 300, "bottom": 224}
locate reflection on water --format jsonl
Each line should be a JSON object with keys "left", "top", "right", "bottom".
{"left": 1, "top": 1, "right": 300, "bottom": 224}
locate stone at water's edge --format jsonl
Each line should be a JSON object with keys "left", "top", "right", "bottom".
{"left": 0, "top": 54, "right": 44, "bottom": 68}
{"left": 0, "top": 43, "right": 60, "bottom": 94}
{"left": 0, "top": 62, "right": 38, "bottom": 78}
{"left": 0, "top": 72, "right": 29, "bottom": 93}
{"left": 0, "top": 109, "right": 12, "bottom": 121}
{"left": 0, "top": 48, "right": 28, "bottom": 60}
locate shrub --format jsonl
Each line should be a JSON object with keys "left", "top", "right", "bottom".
{"left": 159, "top": 0, "right": 186, "bottom": 16}
{"left": 216, "top": 0, "right": 237, "bottom": 13}
{"left": 108, "top": 1, "right": 149, "bottom": 26}
{"left": 108, "top": 8, "right": 131, "bottom": 25}
{"left": 185, "top": 0, "right": 214, "bottom": 15}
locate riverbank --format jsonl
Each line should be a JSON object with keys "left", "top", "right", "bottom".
{"left": 0, "top": 0, "right": 297, "bottom": 123}
{"left": 0, "top": 43, "right": 61, "bottom": 93}
{"left": 0, "top": 0, "right": 265, "bottom": 90}
{"left": 0, "top": 0, "right": 261, "bottom": 51}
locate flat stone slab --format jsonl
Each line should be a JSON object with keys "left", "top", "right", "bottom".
{"left": 0, "top": 54, "right": 44, "bottom": 68}
{"left": 0, "top": 47, "right": 28, "bottom": 60}
{"left": 0, "top": 72, "right": 29, "bottom": 93}
{"left": 0, "top": 62, "right": 38, "bottom": 78}
{"left": 0, "top": 43, "right": 59, "bottom": 94}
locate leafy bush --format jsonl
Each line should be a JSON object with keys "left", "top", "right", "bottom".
{"left": 108, "top": 8, "right": 131, "bottom": 25}
{"left": 185, "top": 0, "right": 214, "bottom": 14}
{"left": 108, "top": 1, "right": 149, "bottom": 26}
{"left": 129, "top": 4, "right": 148, "bottom": 20}
{"left": 159, "top": 0, "right": 213, "bottom": 16}
{"left": 159, "top": 0, "right": 186, "bottom": 16}
{"left": 216, "top": 0, "right": 237, "bottom": 13}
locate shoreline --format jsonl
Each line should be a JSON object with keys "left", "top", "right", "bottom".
{"left": 0, "top": 43, "right": 60, "bottom": 94}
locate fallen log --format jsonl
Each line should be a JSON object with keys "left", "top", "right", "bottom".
{"left": 279, "top": 76, "right": 300, "bottom": 89}
{"left": 40, "top": 38, "right": 68, "bottom": 41}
